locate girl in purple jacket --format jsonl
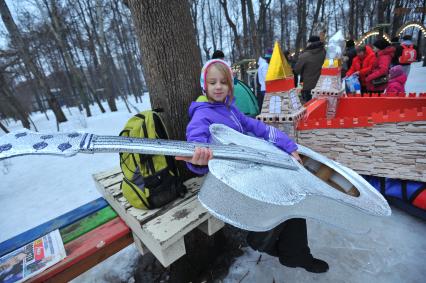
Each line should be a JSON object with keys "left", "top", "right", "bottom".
{"left": 177, "top": 59, "right": 329, "bottom": 273}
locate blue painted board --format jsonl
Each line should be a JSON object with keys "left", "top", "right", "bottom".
{"left": 0, "top": 197, "right": 108, "bottom": 257}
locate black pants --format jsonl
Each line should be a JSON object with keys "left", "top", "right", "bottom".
{"left": 301, "top": 90, "right": 312, "bottom": 103}
{"left": 247, "top": 218, "right": 311, "bottom": 264}
{"left": 257, "top": 91, "right": 265, "bottom": 112}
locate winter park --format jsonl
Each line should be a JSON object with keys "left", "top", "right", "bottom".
{"left": 0, "top": 0, "right": 426, "bottom": 282}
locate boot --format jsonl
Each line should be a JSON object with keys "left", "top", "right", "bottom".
{"left": 277, "top": 218, "right": 329, "bottom": 273}
{"left": 246, "top": 223, "right": 287, "bottom": 257}
{"left": 279, "top": 255, "right": 329, "bottom": 273}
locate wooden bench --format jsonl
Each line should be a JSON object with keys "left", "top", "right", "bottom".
{"left": 0, "top": 198, "right": 133, "bottom": 283}
{"left": 93, "top": 167, "right": 224, "bottom": 267}
{"left": 0, "top": 168, "right": 223, "bottom": 282}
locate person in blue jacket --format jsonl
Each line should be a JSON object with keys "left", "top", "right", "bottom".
{"left": 176, "top": 59, "right": 329, "bottom": 273}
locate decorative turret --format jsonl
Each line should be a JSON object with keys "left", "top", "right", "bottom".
{"left": 311, "top": 30, "right": 346, "bottom": 118}
{"left": 257, "top": 41, "right": 305, "bottom": 137}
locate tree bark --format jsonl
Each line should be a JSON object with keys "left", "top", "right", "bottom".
{"left": 241, "top": 0, "right": 248, "bottom": 57}
{"left": 247, "top": 0, "right": 260, "bottom": 58}
{"left": 0, "top": 71, "right": 31, "bottom": 129}
{"left": 45, "top": 0, "right": 92, "bottom": 117}
{"left": 295, "top": 0, "right": 307, "bottom": 58}
{"left": 0, "top": 0, "right": 67, "bottom": 123}
{"left": 219, "top": 0, "right": 242, "bottom": 60}
{"left": 126, "top": 0, "right": 201, "bottom": 143}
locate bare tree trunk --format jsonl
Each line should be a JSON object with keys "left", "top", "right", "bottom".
{"left": 219, "top": 0, "right": 242, "bottom": 60}
{"left": 45, "top": 0, "right": 92, "bottom": 117}
{"left": 348, "top": 0, "right": 355, "bottom": 38}
{"left": 189, "top": 0, "right": 203, "bottom": 66}
{"left": 0, "top": 71, "right": 31, "bottom": 129}
{"left": 0, "top": 119, "right": 8, "bottom": 133}
{"left": 126, "top": 0, "right": 201, "bottom": 143}
{"left": 95, "top": 0, "right": 118, "bottom": 112}
{"left": 295, "top": 0, "right": 307, "bottom": 58}
{"left": 207, "top": 0, "right": 217, "bottom": 51}
{"left": 0, "top": 0, "right": 67, "bottom": 123}
{"left": 201, "top": 0, "right": 210, "bottom": 60}
{"left": 241, "top": 0, "right": 248, "bottom": 57}
{"left": 247, "top": 0, "right": 260, "bottom": 58}
{"left": 309, "top": 0, "right": 323, "bottom": 37}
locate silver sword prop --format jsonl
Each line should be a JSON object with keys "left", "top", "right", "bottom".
{"left": 0, "top": 131, "right": 298, "bottom": 170}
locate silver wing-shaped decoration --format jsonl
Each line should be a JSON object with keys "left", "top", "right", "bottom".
{"left": 198, "top": 124, "right": 391, "bottom": 233}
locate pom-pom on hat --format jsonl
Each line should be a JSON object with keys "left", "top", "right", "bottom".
{"left": 200, "top": 59, "right": 233, "bottom": 94}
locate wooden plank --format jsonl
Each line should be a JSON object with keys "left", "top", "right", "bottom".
{"left": 92, "top": 167, "right": 122, "bottom": 182}
{"left": 27, "top": 218, "right": 132, "bottom": 283}
{"left": 0, "top": 197, "right": 108, "bottom": 257}
{"left": 97, "top": 172, "right": 123, "bottom": 189}
{"left": 198, "top": 217, "right": 225, "bottom": 236}
{"left": 141, "top": 196, "right": 210, "bottom": 250}
{"left": 60, "top": 206, "right": 118, "bottom": 244}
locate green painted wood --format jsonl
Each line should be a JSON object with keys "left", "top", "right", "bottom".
{"left": 60, "top": 206, "right": 118, "bottom": 244}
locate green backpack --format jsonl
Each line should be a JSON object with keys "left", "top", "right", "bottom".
{"left": 119, "top": 110, "right": 187, "bottom": 209}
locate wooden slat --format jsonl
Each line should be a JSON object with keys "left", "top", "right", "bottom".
{"left": 92, "top": 167, "right": 122, "bottom": 182}
{"left": 0, "top": 198, "right": 108, "bottom": 257}
{"left": 60, "top": 206, "right": 118, "bottom": 244}
{"left": 27, "top": 218, "right": 132, "bottom": 283}
{"left": 140, "top": 196, "right": 210, "bottom": 249}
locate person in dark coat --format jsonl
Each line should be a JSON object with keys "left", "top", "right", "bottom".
{"left": 342, "top": 39, "right": 357, "bottom": 76}
{"left": 365, "top": 38, "right": 395, "bottom": 93}
{"left": 294, "top": 36, "right": 326, "bottom": 102}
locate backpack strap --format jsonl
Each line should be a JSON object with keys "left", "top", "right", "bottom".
{"left": 152, "top": 112, "right": 180, "bottom": 177}
{"left": 138, "top": 114, "right": 156, "bottom": 175}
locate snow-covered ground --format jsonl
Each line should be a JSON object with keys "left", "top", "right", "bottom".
{"left": 1, "top": 62, "right": 425, "bottom": 283}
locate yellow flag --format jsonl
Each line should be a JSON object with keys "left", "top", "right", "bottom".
{"left": 266, "top": 41, "right": 293, "bottom": 81}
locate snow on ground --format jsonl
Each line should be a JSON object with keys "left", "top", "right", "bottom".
{"left": 1, "top": 63, "right": 426, "bottom": 282}
{"left": 0, "top": 95, "right": 150, "bottom": 243}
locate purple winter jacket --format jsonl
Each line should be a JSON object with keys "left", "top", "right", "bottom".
{"left": 186, "top": 99, "right": 298, "bottom": 174}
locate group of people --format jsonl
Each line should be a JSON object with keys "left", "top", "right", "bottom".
{"left": 255, "top": 34, "right": 418, "bottom": 109}
{"left": 343, "top": 34, "right": 418, "bottom": 94}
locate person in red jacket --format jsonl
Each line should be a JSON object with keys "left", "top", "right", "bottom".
{"left": 385, "top": 65, "right": 407, "bottom": 94}
{"left": 345, "top": 45, "right": 375, "bottom": 91}
{"left": 365, "top": 39, "right": 395, "bottom": 93}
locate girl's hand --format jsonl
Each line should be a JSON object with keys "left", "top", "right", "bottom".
{"left": 291, "top": 151, "right": 303, "bottom": 165}
{"left": 175, "top": 147, "right": 213, "bottom": 166}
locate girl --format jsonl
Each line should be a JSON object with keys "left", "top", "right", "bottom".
{"left": 176, "top": 59, "right": 329, "bottom": 273}
{"left": 385, "top": 65, "right": 407, "bottom": 94}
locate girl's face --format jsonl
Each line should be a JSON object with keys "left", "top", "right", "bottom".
{"left": 206, "top": 65, "right": 230, "bottom": 103}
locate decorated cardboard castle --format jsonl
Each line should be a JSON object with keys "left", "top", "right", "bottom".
{"left": 256, "top": 41, "right": 305, "bottom": 138}
{"left": 258, "top": 36, "right": 426, "bottom": 184}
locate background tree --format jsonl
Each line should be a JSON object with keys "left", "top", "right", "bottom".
{"left": 126, "top": 0, "right": 201, "bottom": 142}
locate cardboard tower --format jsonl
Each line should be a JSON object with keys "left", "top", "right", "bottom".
{"left": 256, "top": 42, "right": 305, "bottom": 138}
